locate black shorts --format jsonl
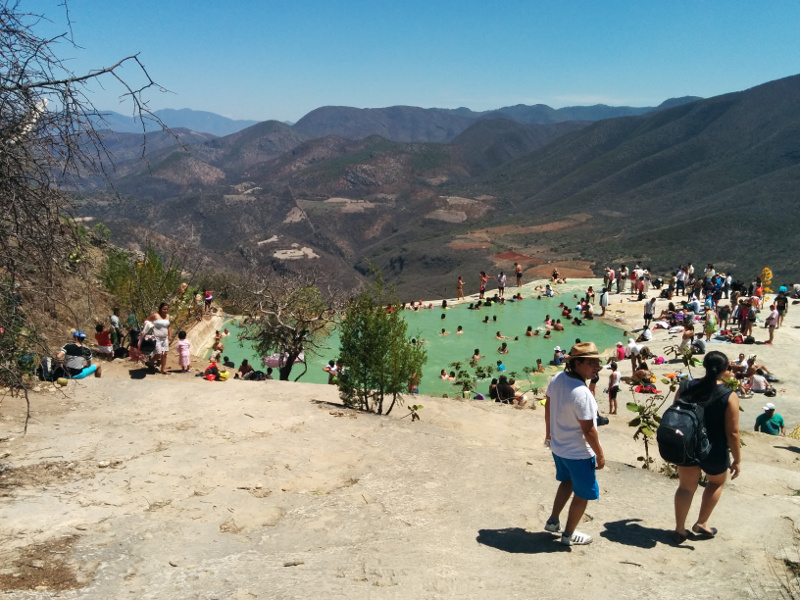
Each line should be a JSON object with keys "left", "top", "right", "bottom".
{"left": 699, "top": 445, "right": 730, "bottom": 476}
{"left": 609, "top": 386, "right": 619, "bottom": 399}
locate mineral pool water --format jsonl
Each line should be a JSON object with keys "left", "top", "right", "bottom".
{"left": 209, "top": 287, "right": 628, "bottom": 398}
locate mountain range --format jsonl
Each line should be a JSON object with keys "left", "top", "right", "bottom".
{"left": 292, "top": 97, "right": 701, "bottom": 142}
{"left": 92, "top": 108, "right": 261, "bottom": 137}
{"left": 78, "top": 76, "right": 799, "bottom": 299}
{"left": 96, "top": 97, "right": 702, "bottom": 142}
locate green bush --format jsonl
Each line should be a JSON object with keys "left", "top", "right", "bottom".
{"left": 338, "top": 277, "right": 427, "bottom": 415}
{"left": 101, "top": 245, "right": 183, "bottom": 323}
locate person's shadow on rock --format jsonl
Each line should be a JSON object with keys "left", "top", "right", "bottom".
{"left": 601, "top": 518, "right": 693, "bottom": 550}
{"left": 128, "top": 367, "right": 149, "bottom": 380}
{"left": 476, "top": 528, "right": 568, "bottom": 554}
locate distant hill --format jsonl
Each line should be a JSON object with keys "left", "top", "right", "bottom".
{"left": 108, "top": 120, "right": 312, "bottom": 201}
{"left": 443, "top": 74, "right": 800, "bottom": 285}
{"left": 293, "top": 106, "right": 476, "bottom": 143}
{"left": 93, "top": 98, "right": 702, "bottom": 143}
{"left": 77, "top": 75, "right": 800, "bottom": 299}
{"left": 292, "top": 98, "right": 702, "bottom": 143}
{"left": 450, "top": 119, "right": 589, "bottom": 174}
{"left": 92, "top": 108, "right": 259, "bottom": 136}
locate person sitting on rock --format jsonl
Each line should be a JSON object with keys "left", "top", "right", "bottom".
{"left": 54, "top": 331, "right": 101, "bottom": 379}
{"left": 237, "top": 359, "right": 254, "bottom": 380}
{"left": 94, "top": 323, "right": 114, "bottom": 361}
{"left": 632, "top": 362, "right": 653, "bottom": 385}
{"left": 746, "top": 369, "right": 772, "bottom": 394}
{"left": 636, "top": 325, "right": 653, "bottom": 343}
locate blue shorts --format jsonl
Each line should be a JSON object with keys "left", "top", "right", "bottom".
{"left": 552, "top": 453, "right": 599, "bottom": 500}
{"left": 72, "top": 364, "right": 98, "bottom": 380}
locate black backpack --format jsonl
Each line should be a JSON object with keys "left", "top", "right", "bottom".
{"left": 656, "top": 382, "right": 712, "bottom": 466}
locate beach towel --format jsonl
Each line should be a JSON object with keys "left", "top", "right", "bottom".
{"left": 634, "top": 384, "right": 661, "bottom": 394}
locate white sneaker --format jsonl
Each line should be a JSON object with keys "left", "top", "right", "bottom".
{"left": 561, "top": 531, "right": 593, "bottom": 546}
{"left": 544, "top": 519, "right": 562, "bottom": 533}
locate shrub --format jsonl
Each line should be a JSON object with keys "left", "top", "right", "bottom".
{"left": 338, "top": 277, "right": 427, "bottom": 415}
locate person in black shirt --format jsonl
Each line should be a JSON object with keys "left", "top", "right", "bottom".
{"left": 55, "top": 331, "right": 101, "bottom": 379}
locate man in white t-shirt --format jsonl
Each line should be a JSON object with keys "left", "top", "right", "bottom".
{"left": 496, "top": 271, "right": 507, "bottom": 298}
{"left": 626, "top": 338, "right": 643, "bottom": 373}
{"left": 543, "top": 342, "right": 605, "bottom": 546}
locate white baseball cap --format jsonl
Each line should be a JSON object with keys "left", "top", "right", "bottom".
{"left": 763, "top": 403, "right": 776, "bottom": 411}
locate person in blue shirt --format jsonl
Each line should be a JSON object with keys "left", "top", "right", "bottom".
{"left": 754, "top": 403, "right": 785, "bottom": 436}
{"left": 552, "top": 346, "right": 565, "bottom": 366}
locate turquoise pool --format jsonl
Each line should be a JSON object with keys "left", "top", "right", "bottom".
{"left": 210, "top": 289, "right": 628, "bottom": 397}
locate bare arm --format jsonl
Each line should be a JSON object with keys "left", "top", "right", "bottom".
{"left": 544, "top": 395, "right": 550, "bottom": 441}
{"left": 579, "top": 420, "right": 605, "bottom": 469}
{"left": 725, "top": 392, "right": 741, "bottom": 478}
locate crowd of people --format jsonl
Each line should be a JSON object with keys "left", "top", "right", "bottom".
{"left": 30, "top": 259, "right": 794, "bottom": 557}
{"left": 44, "top": 263, "right": 795, "bottom": 406}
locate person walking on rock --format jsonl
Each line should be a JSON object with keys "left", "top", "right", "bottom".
{"left": 673, "top": 351, "right": 741, "bottom": 544}
{"left": 543, "top": 342, "right": 605, "bottom": 546}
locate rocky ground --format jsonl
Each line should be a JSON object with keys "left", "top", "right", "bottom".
{"left": 0, "top": 279, "right": 798, "bottom": 599}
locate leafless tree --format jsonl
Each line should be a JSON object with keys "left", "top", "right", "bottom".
{"left": 0, "top": 1, "right": 168, "bottom": 422}
{"left": 227, "top": 271, "right": 348, "bottom": 381}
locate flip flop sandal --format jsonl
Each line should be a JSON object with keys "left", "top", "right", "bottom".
{"left": 672, "top": 531, "right": 689, "bottom": 544}
{"left": 692, "top": 526, "right": 717, "bottom": 539}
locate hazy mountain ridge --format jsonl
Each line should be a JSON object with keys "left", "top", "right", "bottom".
{"left": 80, "top": 75, "right": 800, "bottom": 298}
{"left": 291, "top": 97, "right": 702, "bottom": 142}
{"left": 92, "top": 108, "right": 260, "bottom": 137}
{"left": 95, "top": 97, "right": 702, "bottom": 142}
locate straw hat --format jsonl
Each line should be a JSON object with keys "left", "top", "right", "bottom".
{"left": 568, "top": 342, "right": 601, "bottom": 359}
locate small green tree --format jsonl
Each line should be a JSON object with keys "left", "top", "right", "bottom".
{"left": 91, "top": 222, "right": 112, "bottom": 245}
{"left": 664, "top": 344, "right": 702, "bottom": 376}
{"left": 626, "top": 378, "right": 676, "bottom": 470}
{"left": 338, "top": 278, "right": 427, "bottom": 415}
{"left": 449, "top": 361, "right": 476, "bottom": 397}
{"left": 625, "top": 344, "right": 702, "bottom": 470}
{"left": 101, "top": 245, "right": 184, "bottom": 324}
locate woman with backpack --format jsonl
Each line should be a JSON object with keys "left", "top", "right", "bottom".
{"left": 672, "top": 351, "right": 741, "bottom": 544}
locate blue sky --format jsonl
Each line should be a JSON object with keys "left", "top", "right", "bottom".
{"left": 31, "top": 0, "right": 800, "bottom": 122}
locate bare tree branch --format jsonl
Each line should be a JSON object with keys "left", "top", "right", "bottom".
{"left": 226, "top": 270, "right": 348, "bottom": 381}
{"left": 0, "top": 1, "right": 171, "bottom": 418}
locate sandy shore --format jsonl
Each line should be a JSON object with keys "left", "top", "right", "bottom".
{"left": 0, "top": 281, "right": 799, "bottom": 598}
